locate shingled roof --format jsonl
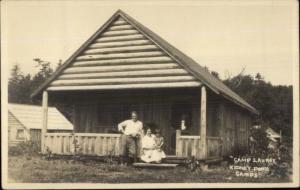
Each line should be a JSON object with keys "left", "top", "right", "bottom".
{"left": 8, "top": 103, "right": 73, "bottom": 130}
{"left": 31, "top": 9, "right": 258, "bottom": 114}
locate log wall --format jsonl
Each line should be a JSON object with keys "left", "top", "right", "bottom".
{"left": 47, "top": 16, "right": 201, "bottom": 91}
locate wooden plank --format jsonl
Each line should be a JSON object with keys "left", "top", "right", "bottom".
{"left": 61, "top": 136, "right": 64, "bottom": 154}
{"left": 66, "top": 136, "right": 70, "bottom": 154}
{"left": 41, "top": 91, "right": 48, "bottom": 153}
{"left": 49, "top": 133, "right": 120, "bottom": 137}
{"left": 47, "top": 81, "right": 201, "bottom": 91}
{"left": 194, "top": 139, "right": 200, "bottom": 158}
{"left": 180, "top": 140, "right": 184, "bottom": 157}
{"left": 191, "top": 139, "right": 196, "bottom": 157}
{"left": 103, "top": 29, "right": 137, "bottom": 37}
{"left": 92, "top": 137, "right": 97, "bottom": 154}
{"left": 102, "top": 137, "right": 107, "bottom": 155}
{"left": 115, "top": 137, "right": 120, "bottom": 156}
{"left": 58, "top": 69, "right": 188, "bottom": 80}
{"left": 133, "top": 163, "right": 178, "bottom": 168}
{"left": 76, "top": 136, "right": 82, "bottom": 154}
{"left": 51, "top": 76, "right": 195, "bottom": 86}
{"left": 82, "top": 136, "right": 87, "bottom": 154}
{"left": 51, "top": 136, "right": 55, "bottom": 153}
{"left": 94, "top": 136, "right": 100, "bottom": 155}
{"left": 91, "top": 137, "right": 95, "bottom": 154}
{"left": 196, "top": 137, "right": 202, "bottom": 159}
{"left": 76, "top": 50, "right": 165, "bottom": 61}
{"left": 180, "top": 135, "right": 200, "bottom": 140}
{"left": 89, "top": 39, "right": 152, "bottom": 49}
{"left": 58, "top": 136, "right": 62, "bottom": 154}
{"left": 95, "top": 34, "right": 144, "bottom": 43}
{"left": 185, "top": 139, "right": 189, "bottom": 157}
{"left": 44, "top": 132, "right": 72, "bottom": 137}
{"left": 72, "top": 56, "right": 173, "bottom": 67}
{"left": 175, "top": 130, "right": 181, "bottom": 156}
{"left": 53, "top": 136, "right": 57, "bottom": 154}
{"left": 108, "top": 137, "right": 113, "bottom": 155}
{"left": 200, "top": 86, "right": 207, "bottom": 159}
{"left": 99, "top": 137, "right": 104, "bottom": 156}
{"left": 86, "top": 137, "right": 91, "bottom": 154}
{"left": 83, "top": 45, "right": 158, "bottom": 55}
{"left": 44, "top": 135, "right": 49, "bottom": 151}
{"left": 108, "top": 24, "right": 134, "bottom": 31}
{"left": 87, "top": 137, "right": 91, "bottom": 154}
{"left": 63, "top": 63, "right": 178, "bottom": 74}
{"left": 112, "top": 20, "right": 128, "bottom": 26}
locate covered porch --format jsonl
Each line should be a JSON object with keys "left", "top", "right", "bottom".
{"left": 41, "top": 86, "right": 223, "bottom": 160}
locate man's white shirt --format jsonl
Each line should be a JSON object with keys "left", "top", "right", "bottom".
{"left": 118, "top": 120, "right": 143, "bottom": 136}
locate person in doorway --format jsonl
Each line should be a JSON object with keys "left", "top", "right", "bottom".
{"left": 118, "top": 111, "right": 143, "bottom": 165}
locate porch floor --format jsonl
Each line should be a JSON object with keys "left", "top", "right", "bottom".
{"left": 133, "top": 163, "right": 178, "bottom": 168}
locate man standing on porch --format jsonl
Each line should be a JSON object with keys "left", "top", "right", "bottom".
{"left": 118, "top": 111, "right": 143, "bottom": 164}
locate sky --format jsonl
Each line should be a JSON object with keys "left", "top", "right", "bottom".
{"left": 2, "top": 0, "right": 299, "bottom": 85}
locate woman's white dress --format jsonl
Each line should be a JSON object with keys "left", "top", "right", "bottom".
{"left": 141, "top": 135, "right": 166, "bottom": 163}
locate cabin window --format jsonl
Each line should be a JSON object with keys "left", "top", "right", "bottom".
{"left": 16, "top": 129, "right": 25, "bottom": 139}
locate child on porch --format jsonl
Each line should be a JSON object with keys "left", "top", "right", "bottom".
{"left": 152, "top": 129, "right": 166, "bottom": 163}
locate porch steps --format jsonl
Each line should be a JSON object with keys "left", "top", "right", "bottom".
{"left": 162, "top": 155, "right": 187, "bottom": 164}
{"left": 133, "top": 163, "right": 178, "bottom": 168}
{"left": 162, "top": 155, "right": 223, "bottom": 164}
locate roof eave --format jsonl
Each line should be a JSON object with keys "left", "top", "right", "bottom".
{"left": 118, "top": 10, "right": 259, "bottom": 115}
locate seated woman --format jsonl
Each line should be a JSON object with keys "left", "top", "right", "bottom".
{"left": 152, "top": 129, "right": 166, "bottom": 163}
{"left": 141, "top": 128, "right": 166, "bottom": 163}
{"left": 140, "top": 128, "right": 156, "bottom": 163}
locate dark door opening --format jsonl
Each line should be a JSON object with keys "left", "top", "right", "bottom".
{"left": 170, "top": 102, "right": 193, "bottom": 155}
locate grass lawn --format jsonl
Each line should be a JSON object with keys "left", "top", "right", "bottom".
{"left": 7, "top": 155, "right": 291, "bottom": 183}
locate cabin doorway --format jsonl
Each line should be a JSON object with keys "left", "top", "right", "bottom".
{"left": 169, "top": 102, "right": 193, "bottom": 155}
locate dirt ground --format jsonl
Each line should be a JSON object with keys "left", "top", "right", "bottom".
{"left": 7, "top": 155, "right": 291, "bottom": 183}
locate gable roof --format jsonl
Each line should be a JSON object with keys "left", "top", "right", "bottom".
{"left": 8, "top": 103, "right": 73, "bottom": 131}
{"left": 31, "top": 9, "right": 258, "bottom": 114}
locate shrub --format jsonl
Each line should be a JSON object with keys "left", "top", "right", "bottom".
{"left": 9, "top": 141, "right": 40, "bottom": 156}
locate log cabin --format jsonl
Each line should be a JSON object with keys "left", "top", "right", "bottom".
{"left": 31, "top": 10, "right": 258, "bottom": 160}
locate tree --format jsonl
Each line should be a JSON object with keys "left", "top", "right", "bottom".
{"left": 211, "top": 71, "right": 220, "bottom": 79}
{"left": 8, "top": 59, "right": 55, "bottom": 105}
{"left": 56, "top": 59, "right": 63, "bottom": 71}
{"left": 224, "top": 72, "right": 292, "bottom": 139}
{"left": 30, "top": 58, "right": 54, "bottom": 93}
{"left": 8, "top": 65, "right": 34, "bottom": 104}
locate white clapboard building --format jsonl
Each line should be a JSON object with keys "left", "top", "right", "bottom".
{"left": 8, "top": 103, "right": 73, "bottom": 146}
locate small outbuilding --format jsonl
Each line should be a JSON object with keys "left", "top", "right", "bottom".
{"left": 31, "top": 10, "right": 258, "bottom": 159}
{"left": 8, "top": 103, "right": 73, "bottom": 146}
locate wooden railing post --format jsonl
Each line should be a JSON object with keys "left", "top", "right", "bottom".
{"left": 41, "top": 91, "right": 48, "bottom": 153}
{"left": 176, "top": 130, "right": 181, "bottom": 156}
{"left": 200, "top": 86, "right": 207, "bottom": 159}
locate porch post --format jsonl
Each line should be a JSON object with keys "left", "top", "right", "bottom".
{"left": 41, "top": 91, "right": 48, "bottom": 153}
{"left": 200, "top": 86, "right": 207, "bottom": 159}
{"left": 176, "top": 130, "right": 182, "bottom": 156}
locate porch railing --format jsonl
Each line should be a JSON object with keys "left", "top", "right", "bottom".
{"left": 44, "top": 133, "right": 122, "bottom": 156}
{"left": 176, "top": 130, "right": 222, "bottom": 159}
